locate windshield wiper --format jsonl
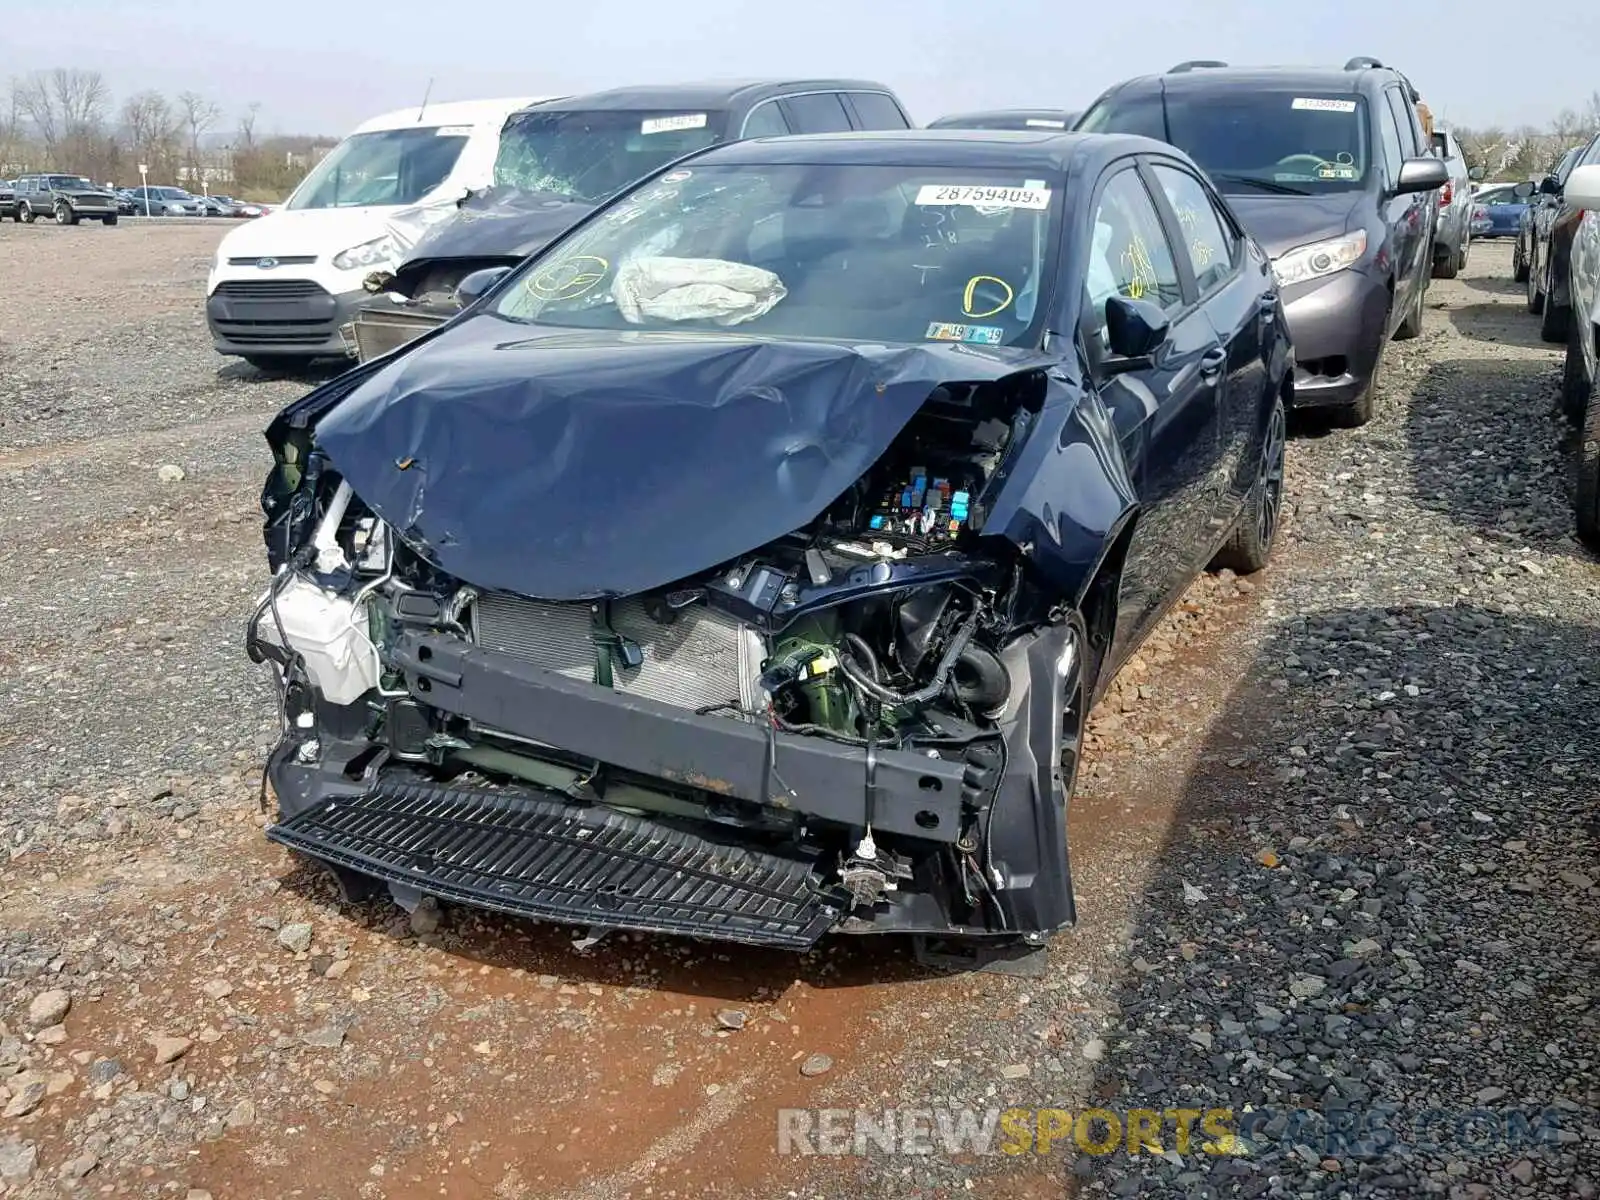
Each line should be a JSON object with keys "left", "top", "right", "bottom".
{"left": 1211, "top": 173, "right": 1312, "bottom": 196}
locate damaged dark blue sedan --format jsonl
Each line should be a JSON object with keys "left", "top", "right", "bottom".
{"left": 249, "top": 130, "right": 1292, "bottom": 962}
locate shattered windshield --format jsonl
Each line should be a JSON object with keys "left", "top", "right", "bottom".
{"left": 287, "top": 126, "right": 470, "bottom": 210}
{"left": 492, "top": 108, "right": 729, "bottom": 203}
{"left": 493, "top": 163, "right": 1061, "bottom": 347}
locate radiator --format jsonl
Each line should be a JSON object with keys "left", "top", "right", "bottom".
{"left": 472, "top": 593, "right": 765, "bottom": 715}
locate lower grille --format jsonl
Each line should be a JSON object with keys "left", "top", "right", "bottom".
{"left": 473, "top": 593, "right": 763, "bottom": 714}
{"left": 268, "top": 777, "right": 840, "bottom": 947}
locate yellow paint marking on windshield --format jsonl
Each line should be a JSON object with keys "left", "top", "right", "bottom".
{"left": 528, "top": 255, "right": 611, "bottom": 301}
{"left": 1120, "top": 236, "right": 1156, "bottom": 300}
{"left": 962, "top": 275, "right": 1015, "bottom": 318}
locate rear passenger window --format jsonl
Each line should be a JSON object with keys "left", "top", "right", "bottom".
{"left": 783, "top": 93, "right": 853, "bottom": 134}
{"left": 846, "top": 92, "right": 910, "bottom": 130}
{"left": 1152, "top": 164, "right": 1236, "bottom": 293}
{"left": 741, "top": 102, "right": 791, "bottom": 139}
{"left": 1086, "top": 168, "right": 1185, "bottom": 342}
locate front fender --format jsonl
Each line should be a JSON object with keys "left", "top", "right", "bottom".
{"left": 978, "top": 378, "right": 1137, "bottom": 606}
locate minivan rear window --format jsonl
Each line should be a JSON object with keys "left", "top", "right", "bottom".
{"left": 1082, "top": 89, "right": 1372, "bottom": 196}
{"left": 287, "top": 126, "right": 471, "bottom": 210}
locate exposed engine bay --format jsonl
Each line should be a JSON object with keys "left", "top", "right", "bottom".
{"left": 251, "top": 363, "right": 1084, "bottom": 949}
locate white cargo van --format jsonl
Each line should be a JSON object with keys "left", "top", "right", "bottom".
{"left": 206, "top": 96, "right": 548, "bottom": 368}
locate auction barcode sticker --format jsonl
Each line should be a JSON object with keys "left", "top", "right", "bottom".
{"left": 916, "top": 184, "right": 1052, "bottom": 209}
{"left": 642, "top": 113, "right": 708, "bottom": 135}
{"left": 1291, "top": 97, "right": 1357, "bottom": 113}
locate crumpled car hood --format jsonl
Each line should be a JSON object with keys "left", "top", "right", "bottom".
{"left": 396, "top": 188, "right": 597, "bottom": 276}
{"left": 313, "top": 313, "right": 1054, "bottom": 600}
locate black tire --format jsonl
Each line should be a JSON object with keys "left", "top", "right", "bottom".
{"left": 1528, "top": 253, "right": 1546, "bottom": 313}
{"left": 1393, "top": 279, "right": 1424, "bottom": 341}
{"left": 102, "top": 214, "right": 117, "bottom": 226}
{"left": 1513, "top": 242, "right": 1529, "bottom": 283}
{"left": 242, "top": 355, "right": 317, "bottom": 374}
{"left": 1540, "top": 292, "right": 1569, "bottom": 344}
{"left": 54, "top": 201, "right": 76, "bottom": 226}
{"left": 1332, "top": 336, "right": 1384, "bottom": 428}
{"left": 1210, "top": 396, "right": 1286, "bottom": 573}
{"left": 1432, "top": 246, "right": 1459, "bottom": 280}
{"left": 1576, "top": 367, "right": 1600, "bottom": 551}
{"left": 18, "top": 203, "right": 35, "bottom": 224}
{"left": 1457, "top": 240, "right": 1470, "bottom": 274}
{"left": 1563, "top": 320, "right": 1594, "bottom": 428}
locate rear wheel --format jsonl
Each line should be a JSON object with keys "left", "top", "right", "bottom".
{"left": 1210, "top": 396, "right": 1286, "bottom": 573}
{"left": 1432, "top": 243, "right": 1459, "bottom": 279}
{"left": 1513, "top": 241, "right": 1529, "bottom": 283}
{"left": 1393, "top": 279, "right": 1424, "bottom": 341}
{"left": 1528, "top": 253, "right": 1546, "bottom": 313}
{"left": 1539, "top": 285, "right": 1569, "bottom": 343}
{"left": 18, "top": 202, "right": 35, "bottom": 224}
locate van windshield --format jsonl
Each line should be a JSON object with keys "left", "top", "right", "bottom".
{"left": 492, "top": 108, "right": 729, "bottom": 203}
{"left": 1081, "top": 90, "right": 1372, "bottom": 195}
{"left": 287, "top": 126, "right": 471, "bottom": 210}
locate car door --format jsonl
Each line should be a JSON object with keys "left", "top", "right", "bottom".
{"left": 1148, "top": 158, "right": 1265, "bottom": 535}
{"left": 1376, "top": 86, "right": 1425, "bottom": 329}
{"left": 1079, "top": 163, "right": 1226, "bottom": 657}
{"left": 841, "top": 91, "right": 913, "bottom": 131}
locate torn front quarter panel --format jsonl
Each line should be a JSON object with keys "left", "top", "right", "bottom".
{"left": 306, "top": 312, "right": 1062, "bottom": 599}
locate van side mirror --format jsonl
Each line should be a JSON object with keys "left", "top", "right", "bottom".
{"left": 1468, "top": 165, "right": 1485, "bottom": 181}
{"left": 1512, "top": 180, "right": 1535, "bottom": 200}
{"left": 455, "top": 265, "right": 512, "bottom": 308}
{"left": 1562, "top": 164, "right": 1600, "bottom": 212}
{"left": 1539, "top": 174, "right": 1562, "bottom": 197}
{"left": 1395, "top": 156, "right": 1449, "bottom": 195}
{"left": 1102, "top": 295, "right": 1170, "bottom": 372}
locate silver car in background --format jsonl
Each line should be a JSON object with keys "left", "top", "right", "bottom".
{"left": 1431, "top": 126, "right": 1473, "bottom": 278}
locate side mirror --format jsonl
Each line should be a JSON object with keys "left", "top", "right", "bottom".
{"left": 1539, "top": 174, "right": 1562, "bottom": 197}
{"left": 1394, "top": 156, "right": 1449, "bottom": 195}
{"left": 1562, "top": 164, "right": 1600, "bottom": 212}
{"left": 1512, "top": 180, "right": 1535, "bottom": 200}
{"left": 455, "top": 265, "right": 512, "bottom": 308}
{"left": 1102, "top": 295, "right": 1170, "bottom": 372}
{"left": 1468, "top": 165, "right": 1485, "bottom": 181}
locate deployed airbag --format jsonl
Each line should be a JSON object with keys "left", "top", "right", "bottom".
{"left": 309, "top": 313, "right": 1053, "bottom": 600}
{"left": 612, "top": 256, "right": 787, "bottom": 326}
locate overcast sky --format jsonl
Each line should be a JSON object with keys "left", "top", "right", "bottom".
{"left": 4, "top": 0, "right": 1595, "bottom": 137}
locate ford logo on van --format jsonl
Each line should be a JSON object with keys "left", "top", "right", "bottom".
{"left": 257, "top": 257, "right": 279, "bottom": 270}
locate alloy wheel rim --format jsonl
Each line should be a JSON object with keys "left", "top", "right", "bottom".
{"left": 1257, "top": 403, "right": 1286, "bottom": 548}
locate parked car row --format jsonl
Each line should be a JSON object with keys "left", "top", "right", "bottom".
{"left": 1, "top": 176, "right": 276, "bottom": 225}
{"left": 242, "top": 58, "right": 1448, "bottom": 957}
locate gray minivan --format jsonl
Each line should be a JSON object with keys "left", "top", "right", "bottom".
{"left": 1077, "top": 56, "right": 1447, "bottom": 426}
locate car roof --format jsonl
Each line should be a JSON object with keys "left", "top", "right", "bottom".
{"left": 513, "top": 79, "right": 897, "bottom": 116}
{"left": 1107, "top": 64, "right": 1408, "bottom": 99}
{"left": 351, "top": 96, "right": 553, "bottom": 134}
{"left": 694, "top": 128, "right": 1171, "bottom": 173}
{"left": 928, "top": 108, "right": 1078, "bottom": 130}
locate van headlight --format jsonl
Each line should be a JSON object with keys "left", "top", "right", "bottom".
{"left": 1271, "top": 231, "right": 1368, "bottom": 287}
{"left": 333, "top": 235, "right": 401, "bottom": 272}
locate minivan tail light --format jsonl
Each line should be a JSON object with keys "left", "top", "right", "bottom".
{"left": 1441, "top": 182, "right": 1453, "bottom": 207}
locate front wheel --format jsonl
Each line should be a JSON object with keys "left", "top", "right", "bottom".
{"left": 1210, "top": 396, "right": 1286, "bottom": 573}
{"left": 54, "top": 202, "right": 76, "bottom": 226}
{"left": 1563, "top": 319, "right": 1594, "bottom": 427}
{"left": 242, "top": 355, "right": 317, "bottom": 374}
{"left": 1528, "top": 254, "right": 1546, "bottom": 313}
{"left": 1432, "top": 244, "right": 1459, "bottom": 280}
{"left": 1540, "top": 290, "right": 1569, "bottom": 344}
{"left": 1513, "top": 242, "right": 1529, "bottom": 283}
{"left": 102, "top": 214, "right": 117, "bottom": 226}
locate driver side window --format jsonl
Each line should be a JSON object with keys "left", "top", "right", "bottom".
{"left": 1085, "top": 168, "right": 1183, "bottom": 346}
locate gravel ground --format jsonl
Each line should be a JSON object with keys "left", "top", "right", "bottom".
{"left": 0, "top": 227, "right": 1595, "bottom": 1200}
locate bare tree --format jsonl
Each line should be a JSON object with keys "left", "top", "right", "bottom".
{"left": 177, "top": 90, "right": 221, "bottom": 188}
{"left": 14, "top": 73, "right": 59, "bottom": 156}
{"left": 237, "top": 101, "right": 260, "bottom": 150}
{"left": 120, "top": 89, "right": 181, "bottom": 179}
{"left": 50, "top": 67, "right": 108, "bottom": 135}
